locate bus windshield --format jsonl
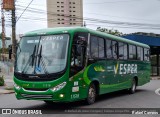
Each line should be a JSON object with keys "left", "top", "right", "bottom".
{"left": 15, "top": 34, "right": 69, "bottom": 75}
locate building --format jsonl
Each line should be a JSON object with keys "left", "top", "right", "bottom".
{"left": 123, "top": 32, "right": 160, "bottom": 76}
{"left": 47, "top": 0, "right": 83, "bottom": 27}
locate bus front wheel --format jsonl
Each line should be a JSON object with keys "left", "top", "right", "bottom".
{"left": 129, "top": 78, "right": 137, "bottom": 94}
{"left": 44, "top": 101, "right": 54, "bottom": 105}
{"left": 86, "top": 83, "right": 96, "bottom": 105}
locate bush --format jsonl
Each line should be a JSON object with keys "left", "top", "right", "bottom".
{"left": 0, "top": 48, "right": 9, "bottom": 54}
{"left": 0, "top": 75, "right": 5, "bottom": 86}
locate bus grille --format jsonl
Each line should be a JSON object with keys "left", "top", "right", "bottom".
{"left": 21, "top": 94, "right": 53, "bottom": 99}
{"left": 23, "top": 88, "right": 49, "bottom": 91}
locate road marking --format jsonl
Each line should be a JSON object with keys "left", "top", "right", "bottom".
{"left": 155, "top": 88, "right": 160, "bottom": 96}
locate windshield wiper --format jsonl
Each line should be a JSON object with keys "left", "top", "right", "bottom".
{"left": 37, "top": 45, "right": 49, "bottom": 75}
{"left": 22, "top": 45, "right": 36, "bottom": 74}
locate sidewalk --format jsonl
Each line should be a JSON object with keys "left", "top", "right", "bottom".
{"left": 151, "top": 76, "right": 160, "bottom": 80}
{"left": 0, "top": 61, "right": 14, "bottom": 94}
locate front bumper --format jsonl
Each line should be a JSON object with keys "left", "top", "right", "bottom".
{"left": 14, "top": 87, "right": 69, "bottom": 102}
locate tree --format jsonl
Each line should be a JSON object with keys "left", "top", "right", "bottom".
{"left": 0, "top": 33, "right": 11, "bottom": 40}
{"left": 97, "top": 27, "right": 123, "bottom": 36}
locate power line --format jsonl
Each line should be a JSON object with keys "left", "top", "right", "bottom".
{"left": 84, "top": 0, "right": 142, "bottom": 4}
{"left": 16, "top": 0, "right": 34, "bottom": 22}
{"left": 3, "top": 1, "right": 160, "bottom": 31}
{"left": 15, "top": 5, "right": 160, "bottom": 27}
{"left": 13, "top": 6, "right": 160, "bottom": 30}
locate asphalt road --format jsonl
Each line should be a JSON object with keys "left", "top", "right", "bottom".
{"left": 0, "top": 80, "right": 160, "bottom": 117}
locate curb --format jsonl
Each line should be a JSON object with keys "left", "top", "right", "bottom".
{"left": 0, "top": 89, "right": 14, "bottom": 94}
{"left": 151, "top": 77, "right": 160, "bottom": 80}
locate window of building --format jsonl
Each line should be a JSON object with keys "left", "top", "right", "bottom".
{"left": 57, "top": 6, "right": 60, "bottom": 8}
{"left": 73, "top": 11, "right": 76, "bottom": 12}
{"left": 61, "top": 2, "right": 64, "bottom": 4}
{"left": 61, "top": 6, "right": 64, "bottom": 8}
{"left": 57, "top": 10, "right": 60, "bottom": 12}
{"left": 73, "top": 2, "right": 75, "bottom": 4}
{"left": 57, "top": 2, "right": 59, "bottom": 3}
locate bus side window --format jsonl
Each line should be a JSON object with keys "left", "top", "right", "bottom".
{"left": 98, "top": 37, "right": 105, "bottom": 58}
{"left": 112, "top": 41, "right": 118, "bottom": 59}
{"left": 144, "top": 48, "right": 150, "bottom": 61}
{"left": 124, "top": 43, "right": 128, "bottom": 60}
{"left": 137, "top": 46, "right": 141, "bottom": 60}
{"left": 106, "top": 39, "right": 112, "bottom": 59}
{"left": 118, "top": 42, "right": 124, "bottom": 60}
{"left": 90, "top": 36, "right": 98, "bottom": 58}
{"left": 90, "top": 36, "right": 105, "bottom": 59}
{"left": 141, "top": 48, "right": 144, "bottom": 61}
{"left": 129, "top": 45, "right": 136, "bottom": 60}
{"left": 137, "top": 46, "right": 143, "bottom": 61}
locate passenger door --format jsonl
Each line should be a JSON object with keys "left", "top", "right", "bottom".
{"left": 70, "top": 32, "right": 88, "bottom": 77}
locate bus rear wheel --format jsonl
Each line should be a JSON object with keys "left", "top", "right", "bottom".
{"left": 86, "top": 83, "right": 96, "bottom": 105}
{"left": 129, "top": 78, "right": 137, "bottom": 94}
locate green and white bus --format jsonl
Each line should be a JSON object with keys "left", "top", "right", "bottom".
{"left": 14, "top": 27, "right": 150, "bottom": 104}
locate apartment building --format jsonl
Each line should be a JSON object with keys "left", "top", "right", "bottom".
{"left": 47, "top": 0, "right": 83, "bottom": 27}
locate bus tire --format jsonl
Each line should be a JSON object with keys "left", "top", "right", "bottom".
{"left": 44, "top": 101, "right": 54, "bottom": 105}
{"left": 86, "top": 83, "right": 96, "bottom": 105}
{"left": 129, "top": 78, "right": 137, "bottom": 94}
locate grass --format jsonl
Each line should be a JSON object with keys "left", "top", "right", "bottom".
{"left": 5, "top": 86, "right": 14, "bottom": 90}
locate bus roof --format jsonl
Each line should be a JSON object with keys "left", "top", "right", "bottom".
{"left": 24, "top": 27, "right": 150, "bottom": 48}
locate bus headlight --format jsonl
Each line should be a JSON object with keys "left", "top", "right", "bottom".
{"left": 14, "top": 83, "right": 21, "bottom": 90}
{"left": 51, "top": 82, "right": 66, "bottom": 92}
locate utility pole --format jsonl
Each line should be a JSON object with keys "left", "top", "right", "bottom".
{"left": 1, "top": 0, "right": 15, "bottom": 61}
{"left": 1, "top": 2, "right": 6, "bottom": 60}
{"left": 12, "top": 1, "right": 16, "bottom": 61}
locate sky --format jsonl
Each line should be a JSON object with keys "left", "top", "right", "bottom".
{"left": 1, "top": 0, "right": 160, "bottom": 37}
